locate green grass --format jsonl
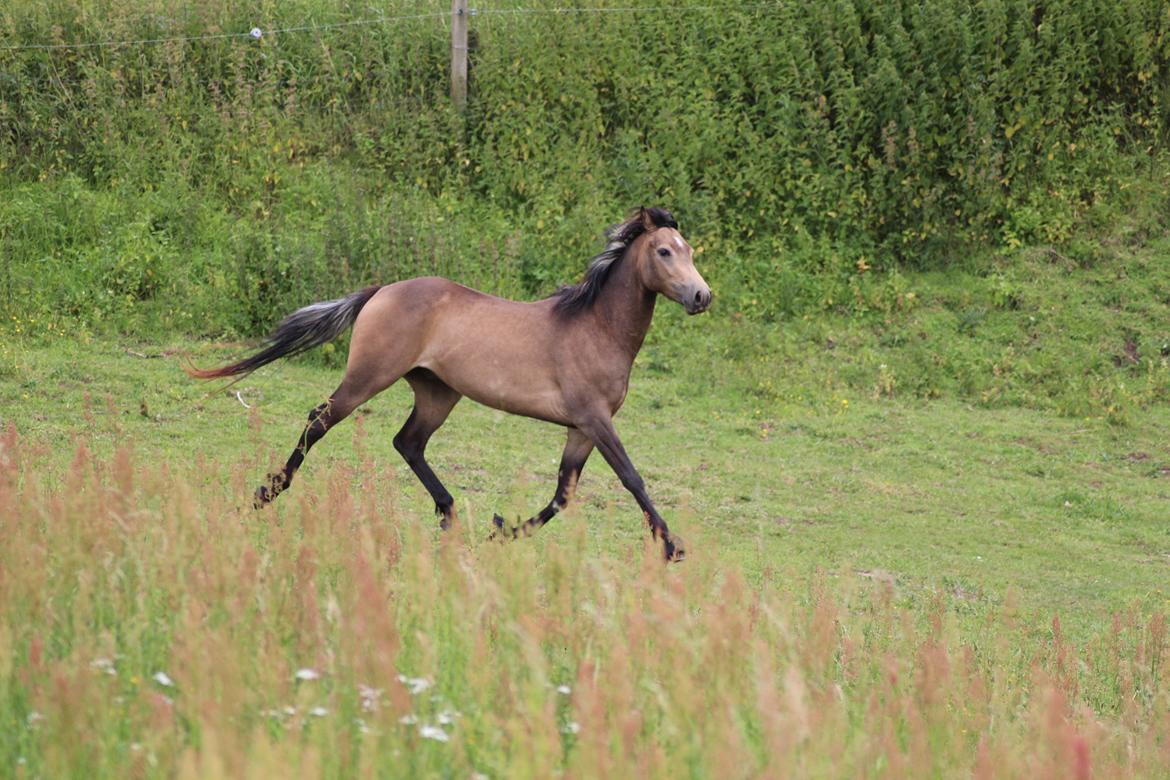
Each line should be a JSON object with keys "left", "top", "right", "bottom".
{"left": 3, "top": 195, "right": 1170, "bottom": 775}
{"left": 2, "top": 329, "right": 1169, "bottom": 775}
{"left": 3, "top": 316, "right": 1169, "bottom": 638}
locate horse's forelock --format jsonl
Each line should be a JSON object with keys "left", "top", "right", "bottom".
{"left": 608, "top": 207, "right": 678, "bottom": 243}
{"left": 641, "top": 206, "right": 678, "bottom": 232}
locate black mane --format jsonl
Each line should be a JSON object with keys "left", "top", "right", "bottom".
{"left": 552, "top": 207, "right": 678, "bottom": 316}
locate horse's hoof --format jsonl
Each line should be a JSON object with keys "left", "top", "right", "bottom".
{"left": 664, "top": 534, "right": 687, "bottom": 563}
{"left": 489, "top": 514, "right": 522, "bottom": 542}
{"left": 487, "top": 514, "right": 506, "bottom": 542}
{"left": 254, "top": 472, "right": 286, "bottom": 509}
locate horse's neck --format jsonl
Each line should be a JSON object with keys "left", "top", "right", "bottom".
{"left": 593, "top": 253, "right": 657, "bottom": 360}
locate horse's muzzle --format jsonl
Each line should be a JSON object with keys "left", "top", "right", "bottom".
{"left": 683, "top": 286, "right": 712, "bottom": 315}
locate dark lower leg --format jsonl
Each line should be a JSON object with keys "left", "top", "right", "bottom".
{"left": 616, "top": 473, "right": 676, "bottom": 554}
{"left": 627, "top": 486, "right": 684, "bottom": 561}
{"left": 492, "top": 428, "right": 593, "bottom": 540}
{"left": 490, "top": 467, "right": 580, "bottom": 540}
{"left": 395, "top": 425, "right": 457, "bottom": 528}
{"left": 255, "top": 387, "right": 360, "bottom": 508}
{"left": 578, "top": 415, "right": 684, "bottom": 561}
{"left": 394, "top": 372, "right": 461, "bottom": 528}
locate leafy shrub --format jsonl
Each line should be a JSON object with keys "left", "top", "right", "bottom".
{"left": 0, "top": 0, "right": 1166, "bottom": 334}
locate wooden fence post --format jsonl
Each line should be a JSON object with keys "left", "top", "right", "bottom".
{"left": 451, "top": 0, "right": 468, "bottom": 110}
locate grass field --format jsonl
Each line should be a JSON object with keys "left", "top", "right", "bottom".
{"left": 3, "top": 292, "right": 1170, "bottom": 774}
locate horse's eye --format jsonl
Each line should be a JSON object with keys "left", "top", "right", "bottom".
{"left": 656, "top": 247, "right": 671, "bottom": 258}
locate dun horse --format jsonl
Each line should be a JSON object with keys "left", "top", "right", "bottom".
{"left": 189, "top": 207, "right": 711, "bottom": 561}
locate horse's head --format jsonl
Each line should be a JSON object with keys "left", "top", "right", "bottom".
{"left": 633, "top": 208, "right": 712, "bottom": 315}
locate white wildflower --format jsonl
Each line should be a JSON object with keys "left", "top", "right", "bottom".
{"left": 358, "top": 684, "right": 383, "bottom": 712}
{"left": 396, "top": 674, "right": 431, "bottom": 695}
{"left": 436, "top": 709, "right": 459, "bottom": 726}
{"left": 152, "top": 672, "right": 174, "bottom": 687}
{"left": 295, "top": 668, "right": 320, "bottom": 681}
{"left": 283, "top": 706, "right": 297, "bottom": 717}
{"left": 556, "top": 685, "right": 571, "bottom": 695}
{"left": 419, "top": 724, "right": 450, "bottom": 742}
{"left": 309, "top": 706, "right": 328, "bottom": 718}
{"left": 91, "top": 657, "right": 117, "bottom": 676}
{"left": 561, "top": 721, "right": 580, "bottom": 735}
{"left": 250, "top": 27, "right": 262, "bottom": 40}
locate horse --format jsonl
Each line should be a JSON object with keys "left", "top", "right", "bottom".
{"left": 188, "top": 207, "right": 711, "bottom": 561}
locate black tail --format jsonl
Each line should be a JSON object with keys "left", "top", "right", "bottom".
{"left": 187, "top": 285, "right": 382, "bottom": 379}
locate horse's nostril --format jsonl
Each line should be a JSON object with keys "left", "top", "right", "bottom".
{"left": 685, "top": 288, "right": 710, "bottom": 313}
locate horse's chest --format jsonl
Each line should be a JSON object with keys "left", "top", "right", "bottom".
{"left": 583, "top": 369, "right": 631, "bottom": 414}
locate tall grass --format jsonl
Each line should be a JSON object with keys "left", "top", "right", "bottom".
{"left": 2, "top": 423, "right": 1167, "bottom": 777}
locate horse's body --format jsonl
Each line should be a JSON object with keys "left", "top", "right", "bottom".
{"left": 354, "top": 277, "right": 612, "bottom": 425}
{"left": 190, "top": 207, "right": 710, "bottom": 560}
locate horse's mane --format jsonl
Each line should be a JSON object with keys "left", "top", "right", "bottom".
{"left": 552, "top": 207, "right": 678, "bottom": 317}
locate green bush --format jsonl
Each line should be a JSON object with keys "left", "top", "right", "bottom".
{"left": 1, "top": 0, "right": 1167, "bottom": 335}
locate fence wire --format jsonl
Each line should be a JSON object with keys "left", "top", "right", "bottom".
{"left": 0, "top": 11, "right": 451, "bottom": 52}
{"left": 0, "top": 3, "right": 778, "bottom": 52}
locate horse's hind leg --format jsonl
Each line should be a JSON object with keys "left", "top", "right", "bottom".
{"left": 254, "top": 379, "right": 379, "bottom": 508}
{"left": 393, "top": 369, "right": 462, "bottom": 529}
{"left": 491, "top": 427, "right": 593, "bottom": 540}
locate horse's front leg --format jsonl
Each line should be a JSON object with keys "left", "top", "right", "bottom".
{"left": 575, "top": 413, "right": 685, "bottom": 562}
{"left": 491, "top": 428, "right": 593, "bottom": 540}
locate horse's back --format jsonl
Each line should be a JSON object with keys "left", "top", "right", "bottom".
{"left": 368, "top": 275, "right": 546, "bottom": 314}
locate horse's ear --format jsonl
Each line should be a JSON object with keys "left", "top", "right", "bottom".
{"left": 639, "top": 206, "right": 654, "bottom": 232}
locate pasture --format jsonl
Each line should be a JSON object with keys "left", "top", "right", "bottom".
{"left": 3, "top": 288, "right": 1170, "bottom": 775}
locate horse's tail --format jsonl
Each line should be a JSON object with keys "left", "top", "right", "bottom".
{"left": 186, "top": 285, "right": 382, "bottom": 379}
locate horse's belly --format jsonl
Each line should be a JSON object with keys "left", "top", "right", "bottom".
{"left": 463, "top": 384, "right": 571, "bottom": 426}
{"left": 420, "top": 355, "right": 571, "bottom": 426}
